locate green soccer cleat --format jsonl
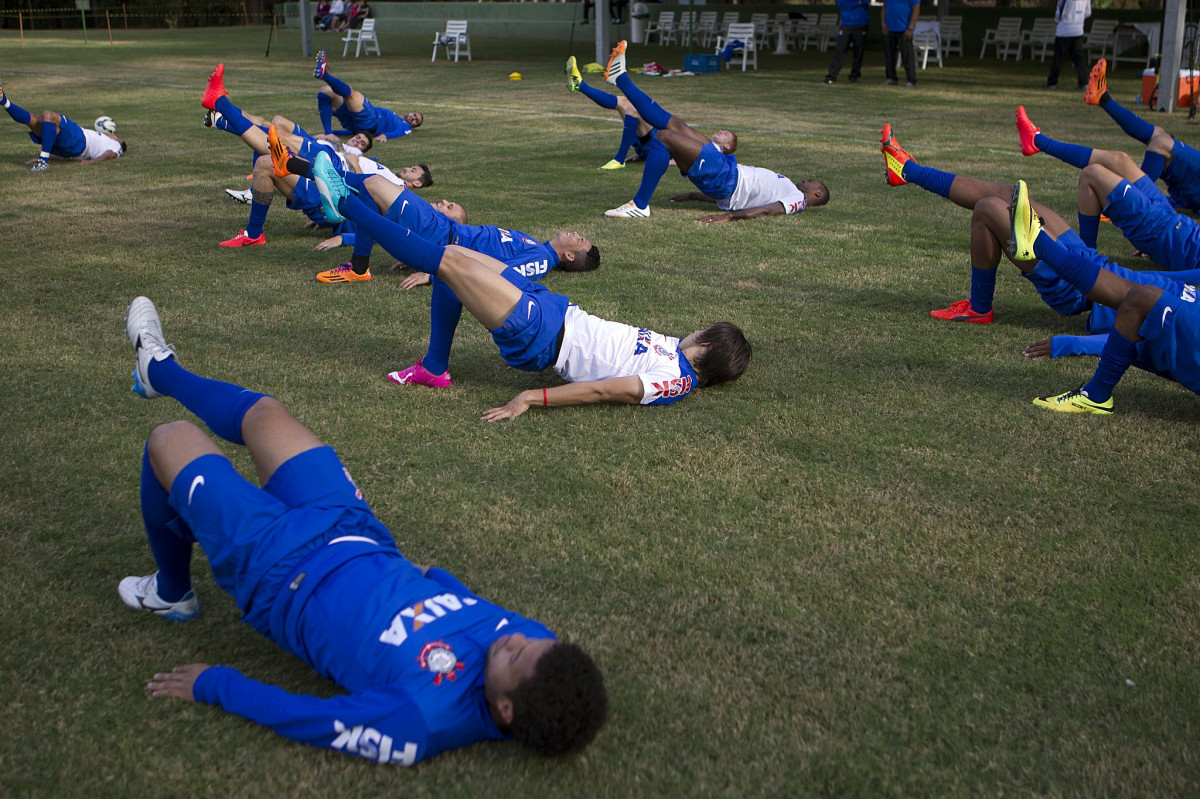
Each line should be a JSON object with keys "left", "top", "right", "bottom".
{"left": 1007, "top": 179, "right": 1042, "bottom": 261}
{"left": 566, "top": 56, "right": 583, "bottom": 92}
{"left": 1032, "top": 388, "right": 1114, "bottom": 415}
{"left": 598, "top": 159, "right": 625, "bottom": 170}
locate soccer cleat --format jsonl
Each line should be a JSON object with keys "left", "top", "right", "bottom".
{"left": 31, "top": 158, "right": 48, "bottom": 172}
{"left": 312, "top": 151, "right": 351, "bottom": 223}
{"left": 1032, "top": 388, "right": 1114, "bottom": 415}
{"left": 598, "top": 159, "right": 625, "bottom": 170}
{"left": 314, "top": 49, "right": 328, "bottom": 80}
{"left": 1084, "top": 59, "right": 1107, "bottom": 105}
{"left": 879, "top": 123, "right": 910, "bottom": 187}
{"left": 1007, "top": 180, "right": 1042, "bottom": 261}
{"left": 387, "top": 359, "right": 453, "bottom": 388}
{"left": 267, "top": 124, "right": 293, "bottom": 179}
{"left": 566, "top": 56, "right": 583, "bottom": 92}
{"left": 219, "top": 229, "right": 266, "bottom": 248}
{"left": 119, "top": 573, "right": 200, "bottom": 622}
{"left": 316, "top": 264, "right": 372, "bottom": 283}
{"left": 201, "top": 63, "right": 227, "bottom": 111}
{"left": 1015, "top": 106, "right": 1040, "bottom": 156}
{"left": 224, "top": 187, "right": 253, "bottom": 204}
{"left": 604, "top": 200, "right": 650, "bottom": 218}
{"left": 125, "top": 296, "right": 177, "bottom": 399}
{"left": 930, "top": 299, "right": 994, "bottom": 324}
{"left": 203, "top": 109, "right": 224, "bottom": 129}
{"left": 604, "top": 40, "right": 627, "bottom": 86}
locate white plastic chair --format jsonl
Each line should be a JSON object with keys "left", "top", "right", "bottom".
{"left": 716, "top": 22, "right": 758, "bottom": 71}
{"left": 979, "top": 17, "right": 1024, "bottom": 61}
{"left": 1021, "top": 17, "right": 1057, "bottom": 62}
{"left": 432, "top": 20, "right": 471, "bottom": 62}
{"left": 644, "top": 11, "right": 678, "bottom": 45}
{"left": 940, "top": 15, "right": 963, "bottom": 57}
{"left": 341, "top": 17, "right": 380, "bottom": 58}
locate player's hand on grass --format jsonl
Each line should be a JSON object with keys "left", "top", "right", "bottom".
{"left": 373, "top": 134, "right": 388, "bottom": 143}
{"left": 1023, "top": 338, "right": 1053, "bottom": 359}
{"left": 398, "top": 271, "right": 432, "bottom": 290}
{"left": 147, "top": 663, "right": 211, "bottom": 702}
{"left": 314, "top": 235, "right": 343, "bottom": 251}
{"left": 482, "top": 393, "right": 532, "bottom": 422}
{"left": 698, "top": 213, "right": 734, "bottom": 225}
{"left": 667, "top": 193, "right": 691, "bottom": 203}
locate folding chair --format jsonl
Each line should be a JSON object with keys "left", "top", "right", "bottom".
{"left": 341, "top": 17, "right": 380, "bottom": 58}
{"left": 432, "top": 20, "right": 471, "bottom": 63}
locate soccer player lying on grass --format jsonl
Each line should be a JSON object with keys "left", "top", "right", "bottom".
{"left": 314, "top": 50, "right": 423, "bottom": 143}
{"left": 602, "top": 41, "right": 829, "bottom": 225}
{"left": 121, "top": 297, "right": 606, "bottom": 763}
{"left": 565, "top": 55, "right": 674, "bottom": 218}
{"left": 0, "top": 77, "right": 125, "bottom": 172}
{"left": 1009, "top": 180, "right": 1200, "bottom": 414}
{"left": 201, "top": 65, "right": 432, "bottom": 250}
{"left": 1016, "top": 104, "right": 1200, "bottom": 270}
{"left": 310, "top": 153, "right": 750, "bottom": 417}
{"left": 1069, "top": 58, "right": 1200, "bottom": 214}
{"left": 882, "top": 123, "right": 1200, "bottom": 328}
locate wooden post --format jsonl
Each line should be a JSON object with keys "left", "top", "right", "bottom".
{"left": 18, "top": 11, "right": 23, "bottom": 47}
{"left": 242, "top": 0, "right": 250, "bottom": 28}
{"left": 106, "top": 9, "right": 114, "bottom": 49}
{"left": 123, "top": 2, "right": 128, "bottom": 32}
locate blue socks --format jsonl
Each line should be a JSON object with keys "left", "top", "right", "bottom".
{"left": 1101, "top": 95, "right": 1156, "bottom": 144}
{"left": 1033, "top": 231, "right": 1101, "bottom": 294}
{"left": 969, "top": 267, "right": 997, "bottom": 314}
{"left": 139, "top": 444, "right": 193, "bottom": 602}
{"left": 614, "top": 73, "right": 672, "bottom": 130}
{"left": 321, "top": 72, "right": 353, "bottom": 98}
{"left": 1082, "top": 328, "right": 1138, "bottom": 403}
{"left": 902, "top": 161, "right": 955, "bottom": 199}
{"left": 145, "top": 357, "right": 266, "bottom": 445}
{"left": 317, "top": 93, "right": 334, "bottom": 134}
{"left": 341, "top": 193, "right": 446, "bottom": 274}
{"left": 39, "top": 121, "right": 58, "bottom": 159}
{"left": 1, "top": 95, "right": 31, "bottom": 125}
{"left": 246, "top": 198, "right": 270, "bottom": 239}
{"left": 1140, "top": 150, "right": 1166, "bottom": 182}
{"left": 213, "top": 96, "right": 253, "bottom": 136}
{"left": 423, "top": 277, "right": 465, "bottom": 375}
{"left": 1077, "top": 213, "right": 1100, "bottom": 249}
{"left": 577, "top": 80, "right": 619, "bottom": 110}
{"left": 1033, "top": 132, "right": 1093, "bottom": 169}
{"left": 633, "top": 140, "right": 670, "bottom": 209}
{"left": 614, "top": 114, "right": 640, "bottom": 163}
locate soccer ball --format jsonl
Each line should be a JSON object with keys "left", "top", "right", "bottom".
{"left": 94, "top": 116, "right": 116, "bottom": 135}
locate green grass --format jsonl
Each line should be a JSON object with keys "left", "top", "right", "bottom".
{"left": 2, "top": 26, "right": 1199, "bottom": 797}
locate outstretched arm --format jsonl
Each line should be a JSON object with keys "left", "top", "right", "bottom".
{"left": 669, "top": 192, "right": 717, "bottom": 204}
{"left": 697, "top": 201, "right": 786, "bottom": 225}
{"left": 482, "top": 376, "right": 645, "bottom": 422}
{"left": 77, "top": 151, "right": 122, "bottom": 165}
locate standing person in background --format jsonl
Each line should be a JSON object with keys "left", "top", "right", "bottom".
{"left": 823, "top": 0, "right": 871, "bottom": 85}
{"left": 881, "top": 0, "right": 919, "bottom": 88}
{"left": 1046, "top": 0, "right": 1092, "bottom": 89}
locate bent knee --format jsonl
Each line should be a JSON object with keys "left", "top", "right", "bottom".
{"left": 1122, "top": 283, "right": 1164, "bottom": 316}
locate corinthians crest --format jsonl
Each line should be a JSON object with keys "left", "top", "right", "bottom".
{"left": 418, "top": 640, "right": 466, "bottom": 685}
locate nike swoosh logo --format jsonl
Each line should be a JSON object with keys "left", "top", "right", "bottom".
{"left": 698, "top": 159, "right": 705, "bottom": 170}
{"left": 494, "top": 618, "right": 510, "bottom": 632}
{"left": 401, "top": 200, "right": 408, "bottom": 215}
{"left": 1163, "top": 305, "right": 1174, "bottom": 326}
{"left": 188, "top": 475, "right": 205, "bottom": 505}
{"left": 527, "top": 300, "right": 535, "bottom": 318}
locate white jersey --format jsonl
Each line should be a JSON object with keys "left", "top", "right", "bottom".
{"left": 355, "top": 156, "right": 405, "bottom": 186}
{"left": 78, "top": 130, "right": 123, "bottom": 161}
{"left": 553, "top": 306, "right": 697, "bottom": 405}
{"left": 721, "top": 165, "right": 807, "bottom": 214}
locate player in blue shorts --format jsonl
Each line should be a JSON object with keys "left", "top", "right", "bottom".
{"left": 313, "top": 51, "right": 423, "bottom": 143}
{"left": 0, "top": 77, "right": 125, "bottom": 171}
{"left": 309, "top": 152, "right": 750, "bottom": 417}
{"left": 1009, "top": 180, "right": 1200, "bottom": 414}
{"left": 565, "top": 55, "right": 676, "bottom": 218}
{"left": 120, "top": 297, "right": 606, "bottom": 762}
{"left": 602, "top": 41, "right": 829, "bottom": 224}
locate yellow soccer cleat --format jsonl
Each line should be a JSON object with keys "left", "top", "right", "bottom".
{"left": 1007, "top": 180, "right": 1042, "bottom": 261}
{"left": 566, "top": 56, "right": 583, "bottom": 92}
{"left": 1033, "top": 388, "right": 1114, "bottom": 415}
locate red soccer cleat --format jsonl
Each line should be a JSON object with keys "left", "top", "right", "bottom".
{"left": 201, "top": 63, "right": 228, "bottom": 111}
{"left": 1015, "top": 106, "right": 1041, "bottom": 156}
{"left": 219, "top": 229, "right": 266, "bottom": 248}
{"left": 880, "top": 123, "right": 910, "bottom": 187}
{"left": 930, "top": 299, "right": 994, "bottom": 324}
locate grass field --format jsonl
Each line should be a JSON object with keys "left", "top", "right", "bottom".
{"left": 2, "top": 24, "right": 1199, "bottom": 797}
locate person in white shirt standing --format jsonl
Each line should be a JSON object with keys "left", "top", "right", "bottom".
{"left": 1046, "top": 0, "right": 1092, "bottom": 89}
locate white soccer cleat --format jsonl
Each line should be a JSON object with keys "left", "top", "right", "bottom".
{"left": 224, "top": 187, "right": 253, "bottom": 204}
{"left": 604, "top": 40, "right": 628, "bottom": 86}
{"left": 118, "top": 573, "right": 199, "bottom": 623}
{"left": 125, "top": 296, "right": 176, "bottom": 399}
{"left": 604, "top": 201, "right": 650, "bottom": 219}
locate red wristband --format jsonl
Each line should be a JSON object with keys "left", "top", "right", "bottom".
{"left": 543, "top": 388, "right": 548, "bottom": 407}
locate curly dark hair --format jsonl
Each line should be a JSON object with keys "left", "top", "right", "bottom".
{"left": 691, "top": 322, "right": 751, "bottom": 387}
{"left": 508, "top": 642, "right": 607, "bottom": 756}
{"left": 559, "top": 244, "right": 601, "bottom": 273}
{"left": 416, "top": 163, "right": 433, "bottom": 189}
